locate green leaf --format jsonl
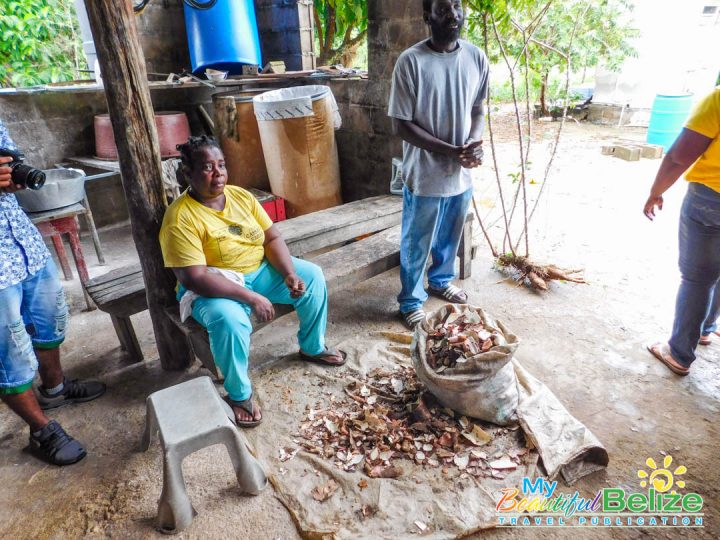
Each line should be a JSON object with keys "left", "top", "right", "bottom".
{"left": 0, "top": 0, "right": 83, "bottom": 88}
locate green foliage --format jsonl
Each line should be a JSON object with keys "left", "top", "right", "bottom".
{"left": 0, "top": 0, "right": 85, "bottom": 88}
{"left": 313, "top": 0, "right": 368, "bottom": 67}
{"left": 466, "top": 0, "right": 639, "bottom": 111}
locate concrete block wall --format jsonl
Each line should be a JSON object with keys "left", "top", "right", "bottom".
{"left": 135, "top": 1, "right": 191, "bottom": 76}
{"left": 588, "top": 104, "right": 651, "bottom": 127}
{"left": 330, "top": 0, "right": 427, "bottom": 202}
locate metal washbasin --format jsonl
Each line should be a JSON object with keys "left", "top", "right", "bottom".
{"left": 15, "top": 168, "right": 87, "bottom": 213}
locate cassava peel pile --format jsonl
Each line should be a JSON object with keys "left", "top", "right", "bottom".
{"left": 294, "top": 366, "right": 529, "bottom": 480}
{"left": 426, "top": 311, "right": 499, "bottom": 371}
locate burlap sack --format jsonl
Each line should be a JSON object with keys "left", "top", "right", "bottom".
{"left": 412, "top": 304, "right": 520, "bottom": 425}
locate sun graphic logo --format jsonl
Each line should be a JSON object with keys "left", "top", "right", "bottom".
{"left": 637, "top": 455, "right": 688, "bottom": 494}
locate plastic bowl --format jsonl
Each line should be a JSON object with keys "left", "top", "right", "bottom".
{"left": 15, "top": 168, "right": 87, "bottom": 213}
{"left": 205, "top": 69, "right": 228, "bottom": 82}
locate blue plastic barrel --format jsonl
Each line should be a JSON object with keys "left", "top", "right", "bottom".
{"left": 184, "top": 0, "right": 262, "bottom": 76}
{"left": 647, "top": 94, "right": 694, "bottom": 151}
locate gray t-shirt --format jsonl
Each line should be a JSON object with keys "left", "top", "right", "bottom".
{"left": 388, "top": 39, "right": 489, "bottom": 197}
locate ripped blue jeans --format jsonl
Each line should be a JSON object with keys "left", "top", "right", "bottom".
{"left": 0, "top": 259, "right": 68, "bottom": 392}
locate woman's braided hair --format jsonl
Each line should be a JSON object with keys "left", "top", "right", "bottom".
{"left": 176, "top": 135, "right": 221, "bottom": 170}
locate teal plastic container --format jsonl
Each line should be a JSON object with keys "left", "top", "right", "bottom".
{"left": 647, "top": 94, "right": 694, "bottom": 151}
{"left": 184, "top": 0, "right": 262, "bottom": 76}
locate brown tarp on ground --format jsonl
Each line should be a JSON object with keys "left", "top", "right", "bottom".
{"left": 413, "top": 304, "right": 609, "bottom": 485}
{"left": 244, "top": 336, "right": 538, "bottom": 540}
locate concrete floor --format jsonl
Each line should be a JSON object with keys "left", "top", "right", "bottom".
{"left": 0, "top": 121, "right": 718, "bottom": 539}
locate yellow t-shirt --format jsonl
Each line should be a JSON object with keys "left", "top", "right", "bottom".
{"left": 685, "top": 87, "right": 720, "bottom": 190}
{"left": 159, "top": 185, "right": 273, "bottom": 274}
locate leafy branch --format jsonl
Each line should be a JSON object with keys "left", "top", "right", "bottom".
{"left": 0, "top": 0, "right": 85, "bottom": 88}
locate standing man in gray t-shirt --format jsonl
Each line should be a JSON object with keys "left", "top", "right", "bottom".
{"left": 388, "top": 0, "right": 489, "bottom": 328}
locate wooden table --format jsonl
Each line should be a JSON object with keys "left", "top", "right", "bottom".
{"left": 29, "top": 203, "right": 96, "bottom": 310}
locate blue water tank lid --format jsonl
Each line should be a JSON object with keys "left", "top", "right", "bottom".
{"left": 655, "top": 93, "right": 694, "bottom": 98}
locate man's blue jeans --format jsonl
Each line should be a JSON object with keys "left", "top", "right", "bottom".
{"left": 669, "top": 182, "right": 720, "bottom": 367}
{"left": 398, "top": 186, "right": 473, "bottom": 314}
{"left": 0, "top": 259, "right": 68, "bottom": 393}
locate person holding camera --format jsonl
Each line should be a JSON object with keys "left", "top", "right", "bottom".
{"left": 0, "top": 119, "right": 106, "bottom": 465}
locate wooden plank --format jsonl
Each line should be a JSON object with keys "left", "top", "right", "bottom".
{"left": 28, "top": 203, "right": 86, "bottom": 224}
{"left": 111, "top": 315, "right": 144, "bottom": 362}
{"left": 86, "top": 194, "right": 402, "bottom": 292}
{"left": 85, "top": 0, "right": 192, "bottom": 370}
{"left": 66, "top": 156, "right": 121, "bottom": 173}
{"left": 276, "top": 195, "right": 402, "bottom": 256}
{"left": 315, "top": 225, "right": 401, "bottom": 293}
{"left": 85, "top": 264, "right": 143, "bottom": 288}
{"left": 86, "top": 273, "right": 144, "bottom": 298}
{"left": 92, "top": 287, "right": 146, "bottom": 309}
{"left": 91, "top": 282, "right": 145, "bottom": 302}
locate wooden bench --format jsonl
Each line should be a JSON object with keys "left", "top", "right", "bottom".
{"left": 85, "top": 195, "right": 474, "bottom": 367}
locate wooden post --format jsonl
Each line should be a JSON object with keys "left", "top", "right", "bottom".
{"left": 84, "top": 0, "right": 193, "bottom": 370}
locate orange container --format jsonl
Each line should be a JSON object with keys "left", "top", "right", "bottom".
{"left": 212, "top": 91, "right": 270, "bottom": 191}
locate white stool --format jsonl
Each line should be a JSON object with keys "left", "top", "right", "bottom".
{"left": 142, "top": 376, "right": 267, "bottom": 534}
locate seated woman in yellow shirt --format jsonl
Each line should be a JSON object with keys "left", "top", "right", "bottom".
{"left": 159, "top": 136, "right": 346, "bottom": 427}
{"left": 644, "top": 87, "right": 720, "bottom": 375}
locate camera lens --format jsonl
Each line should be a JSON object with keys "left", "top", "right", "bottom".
{"left": 24, "top": 169, "right": 46, "bottom": 190}
{"left": 12, "top": 164, "right": 46, "bottom": 190}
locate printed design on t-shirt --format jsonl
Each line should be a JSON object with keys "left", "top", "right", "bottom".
{"left": 207, "top": 223, "right": 265, "bottom": 264}
{"left": 230, "top": 222, "right": 263, "bottom": 243}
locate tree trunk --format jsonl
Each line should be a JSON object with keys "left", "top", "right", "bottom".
{"left": 83, "top": 0, "right": 194, "bottom": 370}
{"left": 339, "top": 41, "right": 363, "bottom": 69}
{"left": 540, "top": 72, "right": 549, "bottom": 116}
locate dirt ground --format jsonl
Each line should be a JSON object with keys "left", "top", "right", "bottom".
{"left": 0, "top": 119, "right": 718, "bottom": 539}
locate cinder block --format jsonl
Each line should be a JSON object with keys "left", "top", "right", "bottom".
{"left": 614, "top": 146, "right": 641, "bottom": 161}
{"left": 601, "top": 145, "right": 616, "bottom": 156}
{"left": 640, "top": 144, "right": 663, "bottom": 159}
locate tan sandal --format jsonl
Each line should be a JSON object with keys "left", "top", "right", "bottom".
{"left": 699, "top": 335, "right": 712, "bottom": 346}
{"left": 647, "top": 343, "right": 690, "bottom": 376}
{"left": 299, "top": 347, "right": 347, "bottom": 366}
{"left": 227, "top": 395, "right": 263, "bottom": 428}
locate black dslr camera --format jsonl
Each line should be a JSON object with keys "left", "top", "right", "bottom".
{"left": 0, "top": 147, "right": 46, "bottom": 190}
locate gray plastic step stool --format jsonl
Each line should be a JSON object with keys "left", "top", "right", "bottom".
{"left": 142, "top": 376, "right": 268, "bottom": 534}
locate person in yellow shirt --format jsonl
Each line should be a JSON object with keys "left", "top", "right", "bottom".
{"left": 160, "top": 136, "right": 346, "bottom": 426}
{"left": 645, "top": 87, "right": 720, "bottom": 375}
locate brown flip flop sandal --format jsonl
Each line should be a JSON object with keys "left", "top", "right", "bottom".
{"left": 299, "top": 347, "right": 348, "bottom": 366}
{"left": 699, "top": 335, "right": 712, "bottom": 346}
{"left": 227, "top": 396, "right": 263, "bottom": 428}
{"left": 647, "top": 343, "right": 690, "bottom": 376}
